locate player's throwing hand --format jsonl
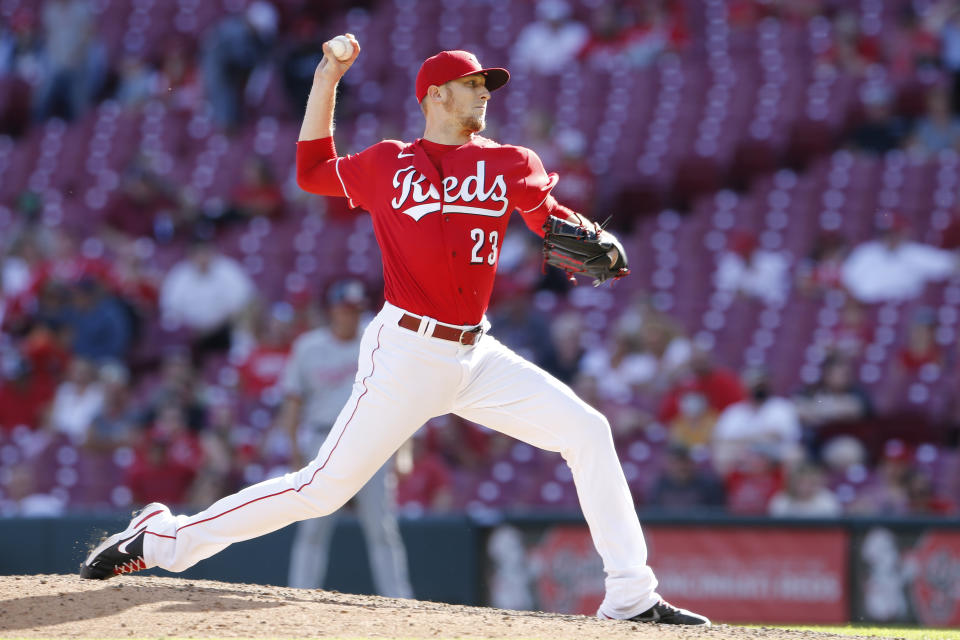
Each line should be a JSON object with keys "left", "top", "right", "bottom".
{"left": 317, "top": 33, "right": 360, "bottom": 81}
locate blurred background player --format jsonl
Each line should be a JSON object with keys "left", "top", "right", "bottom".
{"left": 277, "top": 279, "right": 412, "bottom": 598}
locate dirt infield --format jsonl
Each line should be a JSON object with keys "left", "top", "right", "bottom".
{"left": 0, "top": 575, "right": 874, "bottom": 640}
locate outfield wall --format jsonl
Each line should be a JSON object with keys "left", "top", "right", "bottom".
{"left": 1, "top": 513, "right": 957, "bottom": 626}
{"left": 486, "top": 515, "right": 960, "bottom": 627}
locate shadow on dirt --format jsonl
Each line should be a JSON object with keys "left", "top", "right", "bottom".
{"left": 0, "top": 582, "right": 311, "bottom": 631}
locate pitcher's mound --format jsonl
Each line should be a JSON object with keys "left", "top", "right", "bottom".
{"left": 0, "top": 574, "right": 867, "bottom": 639}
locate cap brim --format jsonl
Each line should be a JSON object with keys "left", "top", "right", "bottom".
{"left": 482, "top": 68, "right": 510, "bottom": 92}
{"left": 456, "top": 67, "right": 510, "bottom": 93}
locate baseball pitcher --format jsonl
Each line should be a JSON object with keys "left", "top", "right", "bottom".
{"left": 81, "top": 35, "right": 709, "bottom": 626}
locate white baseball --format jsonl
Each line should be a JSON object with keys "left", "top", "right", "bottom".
{"left": 329, "top": 36, "right": 353, "bottom": 61}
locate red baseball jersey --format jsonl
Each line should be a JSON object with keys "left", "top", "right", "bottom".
{"left": 296, "top": 136, "right": 577, "bottom": 325}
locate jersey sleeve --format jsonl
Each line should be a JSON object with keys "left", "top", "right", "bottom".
{"left": 515, "top": 147, "right": 579, "bottom": 237}
{"left": 296, "top": 138, "right": 382, "bottom": 210}
{"left": 296, "top": 137, "right": 344, "bottom": 197}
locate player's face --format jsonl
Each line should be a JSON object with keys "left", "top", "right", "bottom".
{"left": 441, "top": 74, "right": 490, "bottom": 133}
{"left": 329, "top": 303, "right": 361, "bottom": 339}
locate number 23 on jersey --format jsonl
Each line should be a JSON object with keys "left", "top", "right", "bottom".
{"left": 469, "top": 228, "right": 499, "bottom": 265}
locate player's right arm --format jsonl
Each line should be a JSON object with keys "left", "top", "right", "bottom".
{"left": 296, "top": 34, "right": 362, "bottom": 198}
{"left": 298, "top": 34, "right": 360, "bottom": 142}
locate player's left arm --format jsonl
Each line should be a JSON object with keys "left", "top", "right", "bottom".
{"left": 515, "top": 148, "right": 626, "bottom": 274}
{"left": 515, "top": 147, "right": 606, "bottom": 236}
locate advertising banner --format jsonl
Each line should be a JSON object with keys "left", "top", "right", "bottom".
{"left": 485, "top": 524, "right": 849, "bottom": 624}
{"left": 852, "top": 527, "right": 960, "bottom": 627}
{"left": 647, "top": 527, "right": 848, "bottom": 623}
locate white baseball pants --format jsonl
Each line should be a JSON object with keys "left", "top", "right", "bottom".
{"left": 142, "top": 302, "right": 660, "bottom": 619}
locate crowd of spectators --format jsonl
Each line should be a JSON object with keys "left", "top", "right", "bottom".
{"left": 1, "top": 0, "right": 960, "bottom": 520}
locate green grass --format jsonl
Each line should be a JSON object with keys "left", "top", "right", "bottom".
{"left": 770, "top": 625, "right": 960, "bottom": 639}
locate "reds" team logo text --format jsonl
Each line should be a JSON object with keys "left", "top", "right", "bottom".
{"left": 391, "top": 161, "right": 508, "bottom": 221}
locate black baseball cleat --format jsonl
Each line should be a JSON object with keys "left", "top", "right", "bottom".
{"left": 627, "top": 600, "right": 711, "bottom": 625}
{"left": 79, "top": 503, "right": 167, "bottom": 579}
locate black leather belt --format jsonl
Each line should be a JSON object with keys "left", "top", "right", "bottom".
{"left": 398, "top": 313, "right": 483, "bottom": 345}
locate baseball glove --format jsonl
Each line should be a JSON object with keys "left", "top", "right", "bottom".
{"left": 542, "top": 215, "right": 629, "bottom": 286}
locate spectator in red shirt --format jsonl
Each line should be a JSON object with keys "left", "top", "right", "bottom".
{"left": 895, "top": 307, "right": 943, "bottom": 375}
{"left": 727, "top": 0, "right": 760, "bottom": 30}
{"left": 27, "top": 229, "right": 118, "bottom": 297}
{"left": 940, "top": 212, "right": 960, "bottom": 251}
{"left": 795, "top": 231, "right": 849, "bottom": 297}
{"left": 111, "top": 243, "right": 160, "bottom": 310}
{"left": 225, "top": 155, "right": 284, "bottom": 222}
{"left": 285, "top": 286, "right": 322, "bottom": 337}
{"left": 579, "top": 2, "right": 683, "bottom": 71}
{"left": 126, "top": 435, "right": 199, "bottom": 507}
{"left": 824, "top": 299, "right": 873, "bottom": 361}
{"left": 127, "top": 404, "right": 205, "bottom": 506}
{"left": 577, "top": 4, "right": 623, "bottom": 64}
{"left": 102, "top": 162, "right": 182, "bottom": 241}
{"left": 887, "top": 6, "right": 940, "bottom": 79}
{"left": 904, "top": 467, "right": 956, "bottom": 516}
{"left": 21, "top": 324, "right": 70, "bottom": 389}
{"left": 238, "top": 302, "right": 295, "bottom": 397}
{"left": 0, "top": 327, "right": 71, "bottom": 432}
{"left": 0, "top": 351, "right": 51, "bottom": 431}
{"left": 396, "top": 435, "right": 454, "bottom": 513}
{"left": 722, "top": 444, "right": 785, "bottom": 515}
{"left": 658, "top": 348, "right": 746, "bottom": 424}
{"left": 819, "top": 10, "right": 881, "bottom": 76}
{"left": 150, "top": 404, "right": 205, "bottom": 470}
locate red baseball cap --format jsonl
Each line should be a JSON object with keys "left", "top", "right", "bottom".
{"left": 415, "top": 50, "right": 509, "bottom": 103}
